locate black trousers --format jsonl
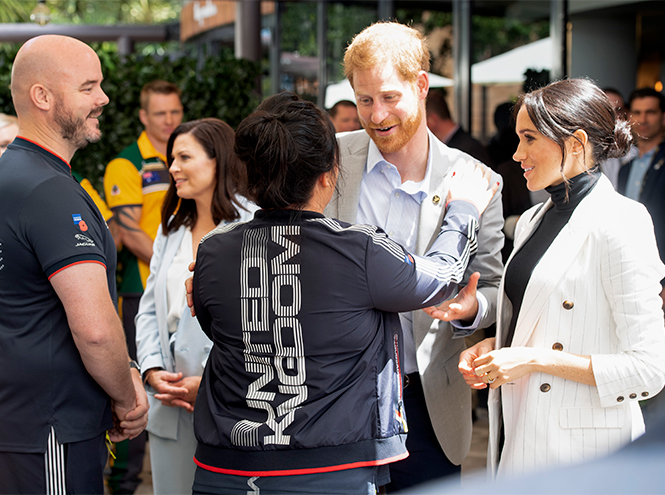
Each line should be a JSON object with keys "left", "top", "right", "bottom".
{"left": 385, "top": 373, "right": 461, "bottom": 492}
{"left": 0, "top": 431, "right": 107, "bottom": 494}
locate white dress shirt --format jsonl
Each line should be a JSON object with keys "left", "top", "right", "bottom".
{"left": 625, "top": 146, "right": 656, "bottom": 200}
{"left": 357, "top": 137, "right": 485, "bottom": 374}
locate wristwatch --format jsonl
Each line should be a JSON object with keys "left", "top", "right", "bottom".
{"left": 129, "top": 360, "right": 141, "bottom": 374}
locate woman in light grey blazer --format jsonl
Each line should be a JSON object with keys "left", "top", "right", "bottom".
{"left": 136, "top": 118, "right": 252, "bottom": 494}
{"left": 457, "top": 79, "right": 665, "bottom": 478}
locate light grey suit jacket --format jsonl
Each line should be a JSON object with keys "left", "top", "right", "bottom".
{"left": 325, "top": 129, "right": 504, "bottom": 464}
{"left": 136, "top": 224, "right": 213, "bottom": 441}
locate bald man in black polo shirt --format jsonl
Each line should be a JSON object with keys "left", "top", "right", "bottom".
{"left": 0, "top": 35, "right": 148, "bottom": 493}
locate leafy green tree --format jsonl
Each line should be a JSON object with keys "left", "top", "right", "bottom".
{"left": 0, "top": 0, "right": 30, "bottom": 23}
{"left": 472, "top": 16, "right": 549, "bottom": 63}
{"left": 327, "top": 2, "right": 375, "bottom": 82}
{"left": 395, "top": 7, "right": 549, "bottom": 68}
{"left": 0, "top": 0, "right": 181, "bottom": 25}
{"left": 0, "top": 43, "right": 260, "bottom": 191}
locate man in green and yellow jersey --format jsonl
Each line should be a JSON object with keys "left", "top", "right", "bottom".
{"left": 103, "top": 80, "right": 183, "bottom": 494}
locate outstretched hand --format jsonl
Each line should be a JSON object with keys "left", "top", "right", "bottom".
{"left": 423, "top": 271, "right": 480, "bottom": 322}
{"left": 447, "top": 163, "right": 499, "bottom": 216}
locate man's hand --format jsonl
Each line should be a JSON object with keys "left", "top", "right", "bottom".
{"left": 423, "top": 271, "right": 480, "bottom": 322}
{"left": 51, "top": 263, "right": 142, "bottom": 438}
{"left": 185, "top": 260, "right": 196, "bottom": 317}
{"left": 109, "top": 368, "right": 149, "bottom": 441}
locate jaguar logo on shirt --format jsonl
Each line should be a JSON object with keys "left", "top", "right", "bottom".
{"left": 74, "top": 233, "right": 95, "bottom": 247}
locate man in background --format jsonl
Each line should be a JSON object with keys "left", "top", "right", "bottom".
{"left": 600, "top": 87, "right": 636, "bottom": 188}
{"left": 618, "top": 87, "right": 665, "bottom": 430}
{"left": 618, "top": 88, "right": 665, "bottom": 264}
{"left": 0, "top": 113, "right": 18, "bottom": 157}
{"left": 104, "top": 79, "right": 183, "bottom": 494}
{"left": 328, "top": 99, "right": 361, "bottom": 133}
{"left": 0, "top": 34, "right": 147, "bottom": 493}
{"left": 426, "top": 88, "right": 493, "bottom": 166}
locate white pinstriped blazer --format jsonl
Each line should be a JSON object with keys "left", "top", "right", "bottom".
{"left": 488, "top": 175, "right": 665, "bottom": 478}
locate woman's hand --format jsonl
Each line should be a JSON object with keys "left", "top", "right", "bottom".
{"left": 458, "top": 337, "right": 496, "bottom": 389}
{"left": 167, "top": 376, "right": 202, "bottom": 413}
{"left": 447, "top": 163, "right": 499, "bottom": 216}
{"left": 185, "top": 260, "right": 196, "bottom": 317}
{"left": 147, "top": 370, "right": 189, "bottom": 407}
{"left": 472, "top": 347, "right": 541, "bottom": 389}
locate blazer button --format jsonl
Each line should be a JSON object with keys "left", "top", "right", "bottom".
{"left": 617, "top": 396, "right": 625, "bottom": 402}
{"left": 562, "top": 300, "right": 574, "bottom": 310}
{"left": 432, "top": 195, "right": 441, "bottom": 205}
{"left": 552, "top": 342, "right": 564, "bottom": 351}
{"left": 540, "top": 383, "right": 551, "bottom": 393}
{"left": 630, "top": 393, "right": 637, "bottom": 399}
{"left": 642, "top": 392, "right": 650, "bottom": 397}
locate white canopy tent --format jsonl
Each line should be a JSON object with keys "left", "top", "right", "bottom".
{"left": 471, "top": 37, "right": 552, "bottom": 85}
{"left": 325, "top": 73, "right": 453, "bottom": 109}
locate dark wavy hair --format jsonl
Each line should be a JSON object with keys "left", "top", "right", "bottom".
{"left": 515, "top": 78, "right": 633, "bottom": 189}
{"left": 628, "top": 87, "right": 665, "bottom": 112}
{"left": 234, "top": 92, "right": 339, "bottom": 210}
{"left": 162, "top": 118, "right": 247, "bottom": 234}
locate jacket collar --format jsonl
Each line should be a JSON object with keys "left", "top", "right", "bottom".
{"left": 505, "top": 175, "right": 613, "bottom": 347}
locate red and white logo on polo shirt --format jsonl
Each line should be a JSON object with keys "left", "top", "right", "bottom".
{"left": 72, "top": 213, "right": 88, "bottom": 232}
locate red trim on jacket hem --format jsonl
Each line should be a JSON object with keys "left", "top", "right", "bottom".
{"left": 48, "top": 260, "right": 107, "bottom": 280}
{"left": 193, "top": 451, "right": 409, "bottom": 477}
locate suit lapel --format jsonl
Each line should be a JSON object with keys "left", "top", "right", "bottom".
{"left": 155, "top": 225, "right": 187, "bottom": 370}
{"left": 509, "top": 177, "right": 611, "bottom": 347}
{"left": 416, "top": 132, "right": 453, "bottom": 255}
{"left": 641, "top": 142, "right": 665, "bottom": 202}
{"left": 495, "top": 200, "right": 550, "bottom": 347}
{"left": 331, "top": 131, "right": 370, "bottom": 223}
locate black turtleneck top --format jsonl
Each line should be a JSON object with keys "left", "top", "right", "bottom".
{"left": 502, "top": 168, "right": 601, "bottom": 348}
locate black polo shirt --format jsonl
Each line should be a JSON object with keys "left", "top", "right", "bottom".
{"left": 0, "top": 138, "right": 115, "bottom": 453}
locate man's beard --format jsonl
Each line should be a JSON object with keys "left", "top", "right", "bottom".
{"left": 54, "top": 101, "right": 103, "bottom": 150}
{"left": 363, "top": 104, "right": 423, "bottom": 154}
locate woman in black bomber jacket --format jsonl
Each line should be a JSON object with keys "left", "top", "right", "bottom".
{"left": 190, "top": 92, "right": 497, "bottom": 494}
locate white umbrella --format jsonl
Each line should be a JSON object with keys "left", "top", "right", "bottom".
{"left": 325, "top": 73, "right": 454, "bottom": 109}
{"left": 472, "top": 37, "right": 552, "bottom": 85}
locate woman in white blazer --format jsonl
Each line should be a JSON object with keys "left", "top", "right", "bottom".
{"left": 136, "top": 118, "right": 252, "bottom": 494}
{"left": 458, "top": 79, "right": 665, "bottom": 478}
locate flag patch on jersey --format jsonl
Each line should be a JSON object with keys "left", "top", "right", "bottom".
{"left": 142, "top": 170, "right": 162, "bottom": 184}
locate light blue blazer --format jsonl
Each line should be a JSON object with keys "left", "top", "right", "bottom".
{"left": 136, "top": 224, "right": 213, "bottom": 441}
